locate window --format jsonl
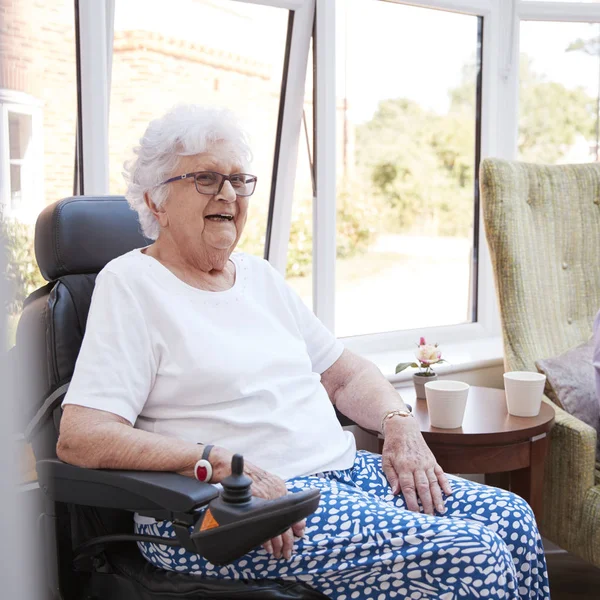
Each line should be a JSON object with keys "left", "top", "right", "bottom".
{"left": 0, "top": 103, "right": 41, "bottom": 221}
{"left": 8, "top": 111, "right": 31, "bottom": 211}
{"left": 0, "top": 0, "right": 77, "bottom": 349}
{"left": 519, "top": 20, "right": 600, "bottom": 164}
{"left": 109, "top": 0, "right": 291, "bottom": 258}
{"left": 334, "top": 1, "right": 482, "bottom": 338}
{"left": 0, "top": 0, "right": 77, "bottom": 485}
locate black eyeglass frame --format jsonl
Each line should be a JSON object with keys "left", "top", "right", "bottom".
{"left": 159, "top": 171, "right": 258, "bottom": 197}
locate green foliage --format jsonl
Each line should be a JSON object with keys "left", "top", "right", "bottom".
{"left": 567, "top": 36, "right": 600, "bottom": 57}
{"left": 355, "top": 96, "right": 476, "bottom": 238}
{"left": 287, "top": 193, "right": 313, "bottom": 277}
{"left": 395, "top": 361, "right": 419, "bottom": 374}
{"left": 518, "top": 57, "right": 595, "bottom": 163}
{"left": 1, "top": 216, "right": 45, "bottom": 315}
{"left": 336, "top": 186, "right": 379, "bottom": 260}
{"left": 285, "top": 187, "right": 379, "bottom": 278}
{"left": 351, "top": 53, "right": 597, "bottom": 245}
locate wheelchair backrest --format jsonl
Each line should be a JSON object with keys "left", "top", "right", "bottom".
{"left": 15, "top": 196, "right": 150, "bottom": 462}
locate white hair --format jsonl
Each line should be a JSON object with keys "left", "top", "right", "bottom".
{"left": 124, "top": 104, "right": 253, "bottom": 240}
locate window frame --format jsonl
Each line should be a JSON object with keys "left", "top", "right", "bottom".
{"left": 340, "top": 0, "right": 600, "bottom": 354}
{"left": 327, "top": 0, "right": 503, "bottom": 351}
{"left": 520, "top": 1, "right": 600, "bottom": 23}
{"left": 0, "top": 90, "right": 43, "bottom": 223}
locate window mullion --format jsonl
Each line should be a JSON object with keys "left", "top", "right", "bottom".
{"left": 78, "top": 0, "right": 110, "bottom": 195}
{"left": 313, "top": 0, "right": 337, "bottom": 332}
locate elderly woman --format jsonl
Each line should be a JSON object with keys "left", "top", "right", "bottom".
{"left": 57, "top": 105, "right": 549, "bottom": 600}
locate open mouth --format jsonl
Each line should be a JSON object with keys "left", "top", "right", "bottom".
{"left": 205, "top": 214, "right": 234, "bottom": 222}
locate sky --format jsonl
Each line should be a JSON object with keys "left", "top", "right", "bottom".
{"left": 115, "top": 0, "right": 600, "bottom": 124}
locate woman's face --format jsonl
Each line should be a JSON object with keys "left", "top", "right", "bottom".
{"left": 154, "top": 142, "right": 250, "bottom": 263}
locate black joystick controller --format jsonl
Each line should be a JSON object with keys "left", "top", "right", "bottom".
{"left": 220, "top": 454, "right": 252, "bottom": 505}
{"left": 191, "top": 454, "right": 321, "bottom": 565}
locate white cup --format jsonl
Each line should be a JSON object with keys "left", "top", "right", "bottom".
{"left": 424, "top": 380, "right": 470, "bottom": 429}
{"left": 503, "top": 371, "right": 546, "bottom": 417}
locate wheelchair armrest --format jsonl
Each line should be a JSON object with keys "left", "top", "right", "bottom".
{"left": 37, "top": 458, "right": 218, "bottom": 513}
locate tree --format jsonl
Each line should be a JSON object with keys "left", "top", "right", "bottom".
{"left": 351, "top": 53, "right": 596, "bottom": 242}
{"left": 452, "top": 55, "right": 595, "bottom": 163}
{"left": 518, "top": 57, "right": 595, "bottom": 163}
{"left": 567, "top": 33, "right": 600, "bottom": 160}
{"left": 355, "top": 97, "right": 475, "bottom": 238}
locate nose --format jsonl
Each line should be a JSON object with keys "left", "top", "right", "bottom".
{"left": 216, "top": 179, "right": 237, "bottom": 203}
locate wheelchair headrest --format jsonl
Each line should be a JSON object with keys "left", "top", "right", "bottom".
{"left": 35, "top": 196, "right": 151, "bottom": 281}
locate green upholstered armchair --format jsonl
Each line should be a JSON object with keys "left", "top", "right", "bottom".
{"left": 480, "top": 158, "right": 600, "bottom": 567}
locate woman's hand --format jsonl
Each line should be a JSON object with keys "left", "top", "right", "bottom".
{"left": 381, "top": 416, "right": 453, "bottom": 515}
{"left": 208, "top": 447, "right": 304, "bottom": 560}
{"left": 243, "top": 461, "right": 306, "bottom": 560}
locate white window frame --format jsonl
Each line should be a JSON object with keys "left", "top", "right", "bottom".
{"left": 327, "top": 0, "right": 504, "bottom": 356}
{"left": 520, "top": 1, "right": 600, "bottom": 23}
{"left": 0, "top": 90, "right": 43, "bottom": 223}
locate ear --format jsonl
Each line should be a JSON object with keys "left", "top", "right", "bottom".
{"left": 144, "top": 191, "right": 169, "bottom": 228}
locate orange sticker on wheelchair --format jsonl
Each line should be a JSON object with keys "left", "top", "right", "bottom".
{"left": 200, "top": 509, "right": 220, "bottom": 531}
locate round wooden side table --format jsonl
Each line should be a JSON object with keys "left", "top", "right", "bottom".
{"left": 380, "top": 386, "right": 555, "bottom": 521}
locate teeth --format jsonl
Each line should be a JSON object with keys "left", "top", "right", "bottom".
{"left": 207, "top": 214, "right": 233, "bottom": 220}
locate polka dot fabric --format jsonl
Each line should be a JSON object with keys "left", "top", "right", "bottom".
{"left": 136, "top": 451, "right": 550, "bottom": 599}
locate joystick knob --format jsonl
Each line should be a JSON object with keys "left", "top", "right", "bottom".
{"left": 220, "top": 454, "right": 253, "bottom": 504}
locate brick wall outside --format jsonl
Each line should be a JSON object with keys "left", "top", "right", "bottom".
{"left": 0, "top": 0, "right": 77, "bottom": 216}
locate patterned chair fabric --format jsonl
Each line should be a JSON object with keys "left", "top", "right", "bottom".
{"left": 480, "top": 158, "right": 600, "bottom": 567}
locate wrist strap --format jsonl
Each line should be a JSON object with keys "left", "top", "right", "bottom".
{"left": 202, "top": 444, "right": 214, "bottom": 461}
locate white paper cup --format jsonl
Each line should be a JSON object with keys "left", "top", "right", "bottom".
{"left": 424, "top": 380, "right": 470, "bottom": 429}
{"left": 503, "top": 371, "right": 546, "bottom": 417}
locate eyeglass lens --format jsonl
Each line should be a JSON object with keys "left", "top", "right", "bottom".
{"left": 194, "top": 172, "right": 256, "bottom": 196}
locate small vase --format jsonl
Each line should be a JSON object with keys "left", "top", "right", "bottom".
{"left": 413, "top": 373, "right": 438, "bottom": 399}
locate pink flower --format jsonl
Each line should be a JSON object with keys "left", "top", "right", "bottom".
{"left": 415, "top": 344, "right": 442, "bottom": 365}
{"left": 419, "top": 337, "right": 426, "bottom": 346}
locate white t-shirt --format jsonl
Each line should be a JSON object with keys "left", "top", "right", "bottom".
{"left": 63, "top": 249, "right": 356, "bottom": 480}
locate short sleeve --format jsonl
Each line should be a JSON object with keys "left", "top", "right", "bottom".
{"left": 272, "top": 268, "right": 344, "bottom": 374}
{"left": 62, "top": 269, "right": 156, "bottom": 425}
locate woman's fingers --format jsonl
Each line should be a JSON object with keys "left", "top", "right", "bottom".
{"left": 270, "top": 535, "right": 283, "bottom": 559}
{"left": 427, "top": 467, "right": 445, "bottom": 514}
{"left": 382, "top": 454, "right": 400, "bottom": 495}
{"left": 281, "top": 528, "right": 295, "bottom": 560}
{"left": 414, "top": 470, "right": 434, "bottom": 515}
{"left": 435, "top": 463, "right": 453, "bottom": 496}
{"left": 292, "top": 519, "right": 306, "bottom": 538}
{"left": 262, "top": 540, "right": 273, "bottom": 555}
{"left": 264, "top": 529, "right": 296, "bottom": 560}
{"left": 397, "top": 471, "right": 420, "bottom": 512}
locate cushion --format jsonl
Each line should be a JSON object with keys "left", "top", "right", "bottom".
{"left": 536, "top": 339, "right": 600, "bottom": 462}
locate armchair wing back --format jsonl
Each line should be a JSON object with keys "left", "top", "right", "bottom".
{"left": 481, "top": 159, "right": 600, "bottom": 373}
{"left": 481, "top": 158, "right": 600, "bottom": 567}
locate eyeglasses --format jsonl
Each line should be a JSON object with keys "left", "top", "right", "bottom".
{"left": 159, "top": 171, "right": 258, "bottom": 197}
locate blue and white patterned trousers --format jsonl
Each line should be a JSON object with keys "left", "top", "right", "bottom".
{"left": 136, "top": 451, "right": 550, "bottom": 599}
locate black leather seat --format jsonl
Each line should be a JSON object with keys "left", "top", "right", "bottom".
{"left": 13, "top": 196, "right": 328, "bottom": 600}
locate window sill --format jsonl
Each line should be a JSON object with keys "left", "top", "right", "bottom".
{"left": 355, "top": 335, "right": 505, "bottom": 385}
